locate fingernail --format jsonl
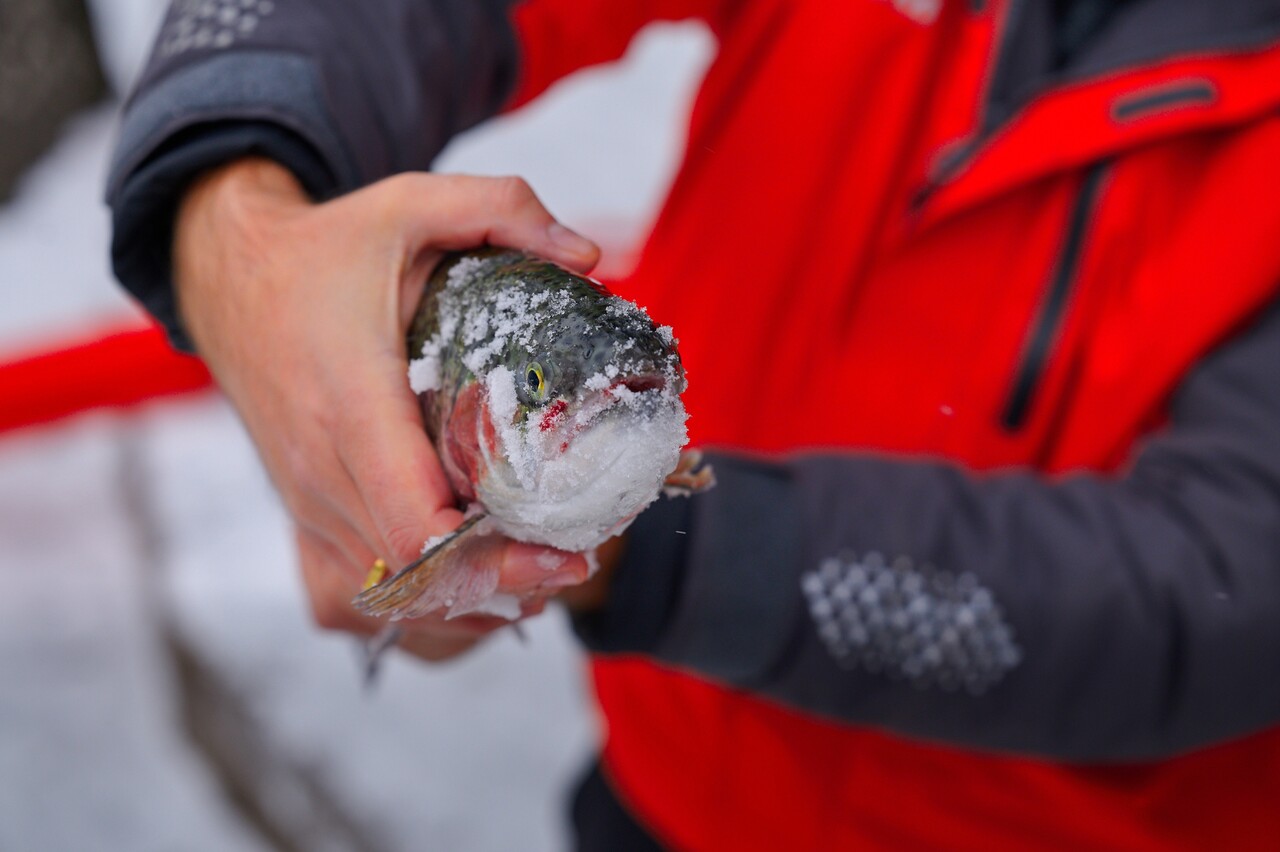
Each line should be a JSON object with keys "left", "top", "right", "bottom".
{"left": 547, "top": 222, "right": 596, "bottom": 257}
{"left": 541, "top": 571, "right": 584, "bottom": 590}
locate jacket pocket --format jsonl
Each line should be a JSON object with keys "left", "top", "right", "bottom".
{"left": 1000, "top": 162, "right": 1110, "bottom": 431}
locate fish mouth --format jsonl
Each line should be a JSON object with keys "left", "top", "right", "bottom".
{"left": 565, "top": 373, "right": 672, "bottom": 439}
{"left": 472, "top": 365, "right": 689, "bottom": 551}
{"left": 612, "top": 374, "right": 666, "bottom": 394}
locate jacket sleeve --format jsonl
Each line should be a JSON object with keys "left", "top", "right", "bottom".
{"left": 106, "top": 0, "right": 733, "bottom": 347}
{"left": 577, "top": 294, "right": 1280, "bottom": 762}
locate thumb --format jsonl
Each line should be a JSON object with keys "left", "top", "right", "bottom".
{"left": 385, "top": 173, "right": 600, "bottom": 273}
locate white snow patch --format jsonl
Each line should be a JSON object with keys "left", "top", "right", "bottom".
{"left": 408, "top": 355, "right": 442, "bottom": 394}
{"left": 536, "top": 551, "right": 567, "bottom": 572}
{"left": 420, "top": 533, "right": 451, "bottom": 555}
{"left": 484, "top": 365, "right": 539, "bottom": 490}
{"left": 465, "top": 593, "right": 523, "bottom": 621}
{"left": 477, "top": 372, "right": 688, "bottom": 553}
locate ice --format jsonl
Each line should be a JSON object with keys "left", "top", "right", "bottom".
{"left": 483, "top": 365, "right": 536, "bottom": 489}
{"left": 584, "top": 548, "right": 602, "bottom": 579}
{"left": 466, "top": 593, "right": 523, "bottom": 621}
{"left": 478, "top": 370, "right": 688, "bottom": 553}
{"left": 536, "top": 550, "right": 568, "bottom": 571}
{"left": 420, "top": 532, "right": 451, "bottom": 554}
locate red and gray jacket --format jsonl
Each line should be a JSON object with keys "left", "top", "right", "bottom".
{"left": 109, "top": 1, "right": 1280, "bottom": 848}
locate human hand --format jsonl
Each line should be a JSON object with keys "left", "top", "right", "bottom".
{"left": 173, "top": 158, "right": 599, "bottom": 661}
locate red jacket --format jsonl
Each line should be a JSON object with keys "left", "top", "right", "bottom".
{"left": 514, "top": 1, "right": 1280, "bottom": 848}
{"left": 109, "top": 0, "right": 1280, "bottom": 848}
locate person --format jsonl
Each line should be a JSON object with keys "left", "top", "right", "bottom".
{"left": 108, "top": 0, "right": 1280, "bottom": 848}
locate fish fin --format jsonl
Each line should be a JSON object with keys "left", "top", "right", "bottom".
{"left": 359, "top": 626, "right": 403, "bottom": 690}
{"left": 352, "top": 513, "right": 499, "bottom": 620}
{"left": 662, "top": 449, "right": 717, "bottom": 497}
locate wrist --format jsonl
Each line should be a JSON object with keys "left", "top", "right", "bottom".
{"left": 175, "top": 157, "right": 309, "bottom": 250}
{"left": 172, "top": 158, "right": 310, "bottom": 348}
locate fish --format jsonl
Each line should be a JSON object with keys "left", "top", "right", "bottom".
{"left": 352, "top": 249, "right": 713, "bottom": 625}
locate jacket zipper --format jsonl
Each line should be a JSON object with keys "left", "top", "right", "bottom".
{"left": 1000, "top": 162, "right": 1109, "bottom": 432}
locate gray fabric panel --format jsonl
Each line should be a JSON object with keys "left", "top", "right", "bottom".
{"left": 654, "top": 456, "right": 804, "bottom": 684}
{"left": 988, "top": 0, "right": 1280, "bottom": 131}
{"left": 571, "top": 494, "right": 692, "bottom": 656}
{"left": 107, "top": 51, "right": 354, "bottom": 202}
{"left": 117, "top": 0, "right": 522, "bottom": 185}
{"left": 109, "top": 122, "right": 332, "bottom": 350}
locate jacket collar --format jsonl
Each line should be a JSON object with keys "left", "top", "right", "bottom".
{"left": 918, "top": 0, "right": 1280, "bottom": 225}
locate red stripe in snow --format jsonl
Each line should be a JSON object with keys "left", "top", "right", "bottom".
{"left": 0, "top": 324, "right": 213, "bottom": 434}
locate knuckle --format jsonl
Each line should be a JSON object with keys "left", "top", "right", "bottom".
{"left": 380, "top": 520, "right": 426, "bottom": 566}
{"left": 375, "top": 172, "right": 432, "bottom": 216}
{"left": 282, "top": 443, "right": 320, "bottom": 494}
{"left": 494, "top": 175, "right": 537, "bottom": 209}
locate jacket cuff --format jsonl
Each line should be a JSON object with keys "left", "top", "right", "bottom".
{"left": 572, "top": 493, "right": 692, "bottom": 655}
{"left": 654, "top": 453, "right": 805, "bottom": 684}
{"left": 107, "top": 52, "right": 356, "bottom": 203}
{"left": 576, "top": 453, "right": 806, "bottom": 687}
{"left": 108, "top": 121, "right": 332, "bottom": 351}
{"left": 106, "top": 51, "right": 357, "bottom": 350}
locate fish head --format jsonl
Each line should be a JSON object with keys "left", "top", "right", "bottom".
{"left": 474, "top": 290, "right": 689, "bottom": 551}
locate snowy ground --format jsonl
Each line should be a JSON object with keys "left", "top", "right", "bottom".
{"left": 0, "top": 13, "right": 713, "bottom": 851}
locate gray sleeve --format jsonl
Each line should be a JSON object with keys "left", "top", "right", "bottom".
{"left": 108, "top": 0, "right": 522, "bottom": 199}
{"left": 106, "top": 0, "right": 522, "bottom": 345}
{"left": 583, "top": 295, "right": 1280, "bottom": 762}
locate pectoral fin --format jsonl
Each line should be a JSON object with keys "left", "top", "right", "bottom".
{"left": 663, "top": 449, "right": 716, "bottom": 497}
{"left": 352, "top": 513, "right": 500, "bottom": 621}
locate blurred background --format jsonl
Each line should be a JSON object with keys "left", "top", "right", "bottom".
{"left": 0, "top": 3, "right": 714, "bottom": 849}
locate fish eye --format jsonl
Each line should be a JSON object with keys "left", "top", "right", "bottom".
{"left": 524, "top": 362, "right": 547, "bottom": 401}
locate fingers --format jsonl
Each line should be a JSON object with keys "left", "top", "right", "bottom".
{"left": 297, "top": 529, "right": 381, "bottom": 636}
{"left": 498, "top": 543, "right": 590, "bottom": 594}
{"left": 385, "top": 173, "right": 600, "bottom": 273}
{"left": 296, "top": 528, "right": 508, "bottom": 663}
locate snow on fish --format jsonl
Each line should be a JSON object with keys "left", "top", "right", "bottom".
{"left": 353, "top": 249, "right": 712, "bottom": 624}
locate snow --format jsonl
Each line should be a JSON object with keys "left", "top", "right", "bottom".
{"left": 467, "top": 593, "right": 524, "bottom": 621}
{"left": 407, "top": 356, "right": 441, "bottom": 395}
{"left": 536, "top": 550, "right": 568, "bottom": 571}
{"left": 420, "top": 532, "right": 451, "bottom": 555}
{"left": 138, "top": 396, "right": 599, "bottom": 849}
{"left": 0, "top": 107, "right": 142, "bottom": 357}
{"left": 85, "top": 0, "right": 170, "bottom": 94}
{"left": 0, "top": 415, "right": 270, "bottom": 852}
{"left": 484, "top": 365, "right": 533, "bottom": 486}
{"left": 478, "top": 379, "right": 687, "bottom": 552}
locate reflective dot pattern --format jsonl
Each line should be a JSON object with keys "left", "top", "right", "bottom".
{"left": 801, "top": 552, "right": 1022, "bottom": 694}
{"left": 157, "top": 0, "right": 276, "bottom": 58}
